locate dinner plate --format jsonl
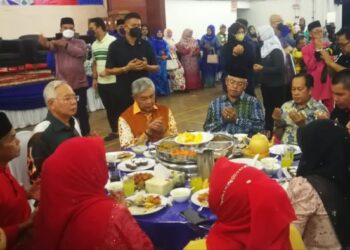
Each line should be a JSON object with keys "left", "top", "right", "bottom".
{"left": 117, "top": 158, "right": 156, "bottom": 172}
{"left": 127, "top": 193, "right": 167, "bottom": 216}
{"left": 174, "top": 132, "right": 214, "bottom": 145}
{"left": 143, "top": 149, "right": 156, "bottom": 159}
{"left": 191, "top": 188, "right": 209, "bottom": 208}
{"left": 106, "top": 151, "right": 136, "bottom": 163}
{"left": 269, "top": 144, "right": 301, "bottom": 155}
{"left": 230, "top": 158, "right": 264, "bottom": 170}
{"left": 125, "top": 170, "right": 154, "bottom": 178}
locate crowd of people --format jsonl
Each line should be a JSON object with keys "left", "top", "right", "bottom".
{"left": 1, "top": 9, "right": 350, "bottom": 250}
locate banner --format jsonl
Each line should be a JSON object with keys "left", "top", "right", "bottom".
{"left": 1, "top": 0, "right": 102, "bottom": 5}
{"left": 231, "top": 0, "right": 237, "bottom": 12}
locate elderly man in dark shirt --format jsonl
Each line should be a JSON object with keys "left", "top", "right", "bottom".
{"left": 38, "top": 17, "right": 90, "bottom": 136}
{"left": 103, "top": 12, "right": 159, "bottom": 134}
{"left": 331, "top": 69, "right": 350, "bottom": 134}
{"left": 30, "top": 80, "right": 81, "bottom": 178}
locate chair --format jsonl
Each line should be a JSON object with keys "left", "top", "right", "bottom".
{"left": 19, "top": 35, "right": 47, "bottom": 65}
{"left": 9, "top": 130, "right": 33, "bottom": 190}
{"left": 0, "top": 39, "right": 25, "bottom": 68}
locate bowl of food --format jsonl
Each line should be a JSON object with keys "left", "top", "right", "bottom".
{"left": 170, "top": 187, "right": 191, "bottom": 202}
{"left": 263, "top": 162, "right": 281, "bottom": 176}
{"left": 131, "top": 145, "right": 148, "bottom": 155}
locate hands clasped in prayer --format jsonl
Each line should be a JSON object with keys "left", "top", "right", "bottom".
{"left": 221, "top": 106, "right": 237, "bottom": 123}
{"left": 273, "top": 108, "right": 306, "bottom": 127}
{"left": 146, "top": 117, "right": 165, "bottom": 136}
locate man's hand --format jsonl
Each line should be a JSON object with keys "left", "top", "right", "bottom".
{"left": 289, "top": 110, "right": 306, "bottom": 127}
{"left": 272, "top": 108, "right": 282, "bottom": 121}
{"left": 221, "top": 107, "right": 237, "bottom": 122}
{"left": 346, "top": 121, "right": 350, "bottom": 135}
{"left": 232, "top": 44, "right": 244, "bottom": 56}
{"left": 92, "top": 79, "right": 98, "bottom": 90}
{"left": 99, "top": 70, "right": 107, "bottom": 77}
{"left": 315, "top": 111, "right": 329, "bottom": 120}
{"left": 38, "top": 34, "right": 49, "bottom": 48}
{"left": 253, "top": 64, "right": 263, "bottom": 72}
{"left": 320, "top": 49, "right": 333, "bottom": 64}
{"left": 126, "top": 58, "right": 148, "bottom": 71}
{"left": 148, "top": 117, "right": 165, "bottom": 134}
{"left": 51, "top": 39, "right": 68, "bottom": 48}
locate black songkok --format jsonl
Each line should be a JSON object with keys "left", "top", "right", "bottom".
{"left": 0, "top": 112, "right": 12, "bottom": 140}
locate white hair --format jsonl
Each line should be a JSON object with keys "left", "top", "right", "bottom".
{"left": 43, "top": 80, "right": 68, "bottom": 105}
{"left": 131, "top": 77, "right": 155, "bottom": 96}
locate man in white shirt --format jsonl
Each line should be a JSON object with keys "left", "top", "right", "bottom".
{"left": 89, "top": 17, "right": 118, "bottom": 141}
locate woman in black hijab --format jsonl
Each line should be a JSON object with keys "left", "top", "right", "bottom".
{"left": 287, "top": 119, "right": 350, "bottom": 249}
{"left": 220, "top": 22, "right": 255, "bottom": 95}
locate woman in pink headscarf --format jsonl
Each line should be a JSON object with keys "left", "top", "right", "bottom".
{"left": 164, "top": 28, "right": 186, "bottom": 91}
{"left": 176, "top": 29, "right": 202, "bottom": 90}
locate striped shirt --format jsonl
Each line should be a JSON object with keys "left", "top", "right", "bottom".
{"left": 203, "top": 93, "right": 265, "bottom": 135}
{"left": 91, "top": 33, "right": 116, "bottom": 84}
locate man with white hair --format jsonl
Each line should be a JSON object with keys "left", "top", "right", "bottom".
{"left": 118, "top": 77, "right": 177, "bottom": 148}
{"left": 29, "top": 80, "right": 81, "bottom": 177}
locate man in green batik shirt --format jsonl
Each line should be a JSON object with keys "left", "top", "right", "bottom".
{"left": 203, "top": 69, "right": 264, "bottom": 136}
{"left": 273, "top": 73, "right": 329, "bottom": 145}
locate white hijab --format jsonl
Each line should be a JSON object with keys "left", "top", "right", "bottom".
{"left": 258, "top": 25, "right": 285, "bottom": 60}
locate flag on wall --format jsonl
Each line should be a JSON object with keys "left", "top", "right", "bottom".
{"left": 1, "top": 0, "right": 102, "bottom": 5}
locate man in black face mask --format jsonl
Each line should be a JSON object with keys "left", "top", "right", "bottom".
{"left": 104, "top": 12, "right": 159, "bottom": 135}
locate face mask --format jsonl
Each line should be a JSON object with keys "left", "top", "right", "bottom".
{"left": 63, "top": 29, "right": 74, "bottom": 39}
{"left": 87, "top": 30, "right": 95, "bottom": 38}
{"left": 235, "top": 33, "right": 245, "bottom": 42}
{"left": 129, "top": 27, "right": 141, "bottom": 38}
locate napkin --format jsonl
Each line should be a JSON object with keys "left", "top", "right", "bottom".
{"left": 153, "top": 164, "right": 171, "bottom": 179}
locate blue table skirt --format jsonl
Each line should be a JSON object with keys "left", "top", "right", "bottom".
{"left": 137, "top": 201, "right": 216, "bottom": 250}
{"left": 0, "top": 77, "right": 93, "bottom": 111}
{"left": 0, "top": 80, "right": 49, "bottom": 110}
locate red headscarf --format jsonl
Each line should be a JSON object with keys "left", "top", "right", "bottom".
{"left": 207, "top": 158, "right": 296, "bottom": 250}
{"left": 29, "top": 137, "right": 114, "bottom": 250}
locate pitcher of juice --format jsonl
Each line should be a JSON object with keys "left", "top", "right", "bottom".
{"left": 281, "top": 146, "right": 294, "bottom": 168}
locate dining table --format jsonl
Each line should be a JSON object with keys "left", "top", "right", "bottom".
{"left": 107, "top": 146, "right": 298, "bottom": 250}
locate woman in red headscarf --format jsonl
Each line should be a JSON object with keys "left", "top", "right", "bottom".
{"left": 206, "top": 157, "right": 301, "bottom": 250}
{"left": 26, "top": 137, "right": 153, "bottom": 250}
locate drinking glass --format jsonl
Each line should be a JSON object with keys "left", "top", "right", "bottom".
{"left": 123, "top": 177, "right": 135, "bottom": 197}
{"left": 190, "top": 176, "right": 203, "bottom": 192}
{"left": 281, "top": 146, "right": 294, "bottom": 168}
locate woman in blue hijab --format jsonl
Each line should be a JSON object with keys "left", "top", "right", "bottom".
{"left": 149, "top": 29, "right": 171, "bottom": 96}
{"left": 200, "top": 25, "right": 221, "bottom": 88}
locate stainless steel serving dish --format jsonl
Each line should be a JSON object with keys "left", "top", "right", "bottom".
{"left": 153, "top": 133, "right": 234, "bottom": 165}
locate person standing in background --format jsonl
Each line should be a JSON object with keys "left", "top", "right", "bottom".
{"left": 164, "top": 28, "right": 186, "bottom": 91}
{"left": 176, "top": 29, "right": 202, "bottom": 90}
{"left": 254, "top": 25, "right": 286, "bottom": 136}
{"left": 149, "top": 29, "right": 171, "bottom": 96}
{"left": 200, "top": 25, "right": 221, "bottom": 88}
{"left": 89, "top": 18, "right": 118, "bottom": 141}
{"left": 104, "top": 12, "right": 159, "bottom": 133}
{"left": 38, "top": 17, "right": 91, "bottom": 136}
{"left": 302, "top": 20, "right": 334, "bottom": 112}
{"left": 216, "top": 24, "right": 227, "bottom": 46}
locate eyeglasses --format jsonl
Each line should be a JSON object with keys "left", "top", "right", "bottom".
{"left": 226, "top": 79, "right": 246, "bottom": 87}
{"left": 55, "top": 95, "right": 79, "bottom": 103}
